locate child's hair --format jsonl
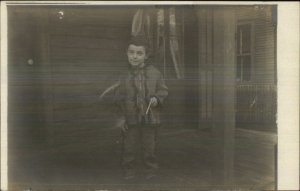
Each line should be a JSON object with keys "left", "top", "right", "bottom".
{"left": 127, "top": 35, "right": 149, "bottom": 53}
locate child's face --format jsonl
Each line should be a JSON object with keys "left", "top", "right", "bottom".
{"left": 127, "top": 44, "right": 147, "bottom": 67}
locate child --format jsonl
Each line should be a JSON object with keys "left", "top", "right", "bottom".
{"left": 100, "top": 35, "right": 168, "bottom": 180}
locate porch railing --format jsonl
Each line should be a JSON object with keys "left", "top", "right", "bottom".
{"left": 236, "top": 84, "right": 277, "bottom": 124}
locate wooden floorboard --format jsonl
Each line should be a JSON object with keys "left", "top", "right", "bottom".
{"left": 9, "top": 125, "right": 276, "bottom": 190}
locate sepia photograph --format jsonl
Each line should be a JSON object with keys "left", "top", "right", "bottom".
{"left": 1, "top": 1, "right": 298, "bottom": 191}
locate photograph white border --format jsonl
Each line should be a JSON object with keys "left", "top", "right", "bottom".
{"left": 1, "top": 1, "right": 299, "bottom": 190}
{"left": 277, "top": 3, "right": 299, "bottom": 190}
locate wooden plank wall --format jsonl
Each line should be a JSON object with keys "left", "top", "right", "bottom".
{"left": 236, "top": 6, "right": 277, "bottom": 124}
{"left": 47, "top": 7, "right": 134, "bottom": 124}
{"left": 183, "top": 8, "right": 199, "bottom": 129}
{"left": 197, "top": 8, "right": 213, "bottom": 128}
{"left": 9, "top": 7, "right": 203, "bottom": 147}
{"left": 8, "top": 8, "right": 47, "bottom": 146}
{"left": 236, "top": 6, "right": 276, "bottom": 84}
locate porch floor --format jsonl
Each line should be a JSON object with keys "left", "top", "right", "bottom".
{"left": 9, "top": 124, "right": 277, "bottom": 190}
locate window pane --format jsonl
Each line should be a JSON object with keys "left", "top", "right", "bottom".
{"left": 237, "top": 56, "right": 242, "bottom": 81}
{"left": 242, "top": 55, "right": 251, "bottom": 81}
{"left": 237, "top": 26, "right": 241, "bottom": 54}
{"left": 241, "top": 24, "right": 251, "bottom": 54}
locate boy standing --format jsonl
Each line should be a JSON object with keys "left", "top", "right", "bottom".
{"left": 100, "top": 36, "right": 168, "bottom": 180}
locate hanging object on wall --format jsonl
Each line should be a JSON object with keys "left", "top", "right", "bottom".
{"left": 131, "top": 7, "right": 184, "bottom": 79}
{"left": 131, "top": 9, "right": 153, "bottom": 57}
{"left": 27, "top": 59, "right": 34, "bottom": 66}
{"left": 155, "top": 9, "right": 166, "bottom": 77}
{"left": 169, "top": 7, "right": 184, "bottom": 79}
{"left": 57, "top": 10, "right": 64, "bottom": 20}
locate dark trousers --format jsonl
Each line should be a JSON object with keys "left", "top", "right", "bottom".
{"left": 121, "top": 123, "right": 159, "bottom": 174}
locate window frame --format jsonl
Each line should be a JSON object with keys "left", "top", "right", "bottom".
{"left": 236, "top": 20, "right": 255, "bottom": 84}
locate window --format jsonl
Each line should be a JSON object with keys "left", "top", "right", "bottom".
{"left": 236, "top": 23, "right": 252, "bottom": 82}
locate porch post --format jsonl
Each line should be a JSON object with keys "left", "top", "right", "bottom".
{"left": 211, "top": 7, "right": 236, "bottom": 187}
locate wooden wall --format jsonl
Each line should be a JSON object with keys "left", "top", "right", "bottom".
{"left": 197, "top": 6, "right": 277, "bottom": 126}
{"left": 236, "top": 6, "right": 277, "bottom": 125}
{"left": 46, "top": 7, "right": 134, "bottom": 124}
{"left": 197, "top": 8, "right": 214, "bottom": 127}
{"left": 8, "top": 7, "right": 136, "bottom": 146}
{"left": 9, "top": 6, "right": 202, "bottom": 146}
{"left": 165, "top": 7, "right": 199, "bottom": 129}
{"left": 236, "top": 6, "right": 276, "bottom": 84}
{"left": 8, "top": 6, "right": 277, "bottom": 148}
{"left": 184, "top": 8, "right": 199, "bottom": 129}
{"left": 8, "top": 7, "right": 46, "bottom": 146}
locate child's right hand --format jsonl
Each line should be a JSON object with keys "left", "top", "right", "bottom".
{"left": 122, "top": 124, "right": 129, "bottom": 132}
{"left": 115, "top": 116, "right": 128, "bottom": 132}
